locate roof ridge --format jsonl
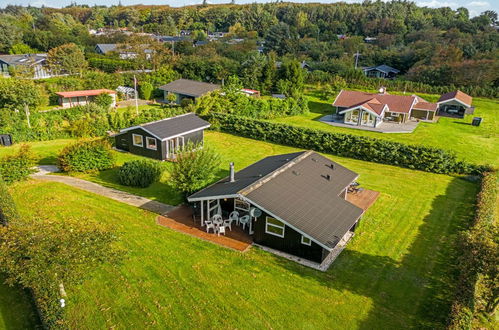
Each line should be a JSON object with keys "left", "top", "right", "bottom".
{"left": 141, "top": 112, "right": 194, "bottom": 127}
{"left": 239, "top": 151, "right": 312, "bottom": 196}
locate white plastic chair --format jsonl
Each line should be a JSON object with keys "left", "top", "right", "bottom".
{"left": 204, "top": 220, "right": 215, "bottom": 234}
{"left": 239, "top": 215, "right": 250, "bottom": 231}
{"left": 212, "top": 214, "right": 223, "bottom": 225}
{"left": 229, "top": 211, "right": 239, "bottom": 225}
{"left": 218, "top": 225, "right": 226, "bottom": 236}
{"left": 223, "top": 218, "right": 233, "bottom": 231}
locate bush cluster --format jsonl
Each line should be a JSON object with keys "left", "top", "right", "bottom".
{"left": 306, "top": 70, "right": 498, "bottom": 99}
{"left": 118, "top": 160, "right": 163, "bottom": 188}
{"left": 1, "top": 104, "right": 188, "bottom": 143}
{"left": 448, "top": 172, "right": 498, "bottom": 329}
{"left": 0, "top": 144, "right": 36, "bottom": 184}
{"left": 205, "top": 113, "right": 488, "bottom": 175}
{"left": 194, "top": 92, "right": 308, "bottom": 119}
{"left": 57, "top": 139, "right": 115, "bottom": 172}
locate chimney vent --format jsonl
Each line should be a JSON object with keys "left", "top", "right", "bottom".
{"left": 326, "top": 174, "right": 331, "bottom": 181}
{"left": 229, "top": 162, "right": 235, "bottom": 182}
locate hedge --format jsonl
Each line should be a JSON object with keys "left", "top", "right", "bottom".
{"left": 448, "top": 172, "right": 498, "bottom": 329}
{"left": 205, "top": 113, "right": 488, "bottom": 175}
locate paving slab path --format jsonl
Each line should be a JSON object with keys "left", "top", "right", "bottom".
{"left": 32, "top": 166, "right": 175, "bottom": 215}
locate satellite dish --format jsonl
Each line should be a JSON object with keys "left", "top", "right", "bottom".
{"left": 250, "top": 207, "right": 262, "bottom": 218}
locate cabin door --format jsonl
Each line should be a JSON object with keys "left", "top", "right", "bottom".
{"left": 168, "top": 136, "right": 184, "bottom": 159}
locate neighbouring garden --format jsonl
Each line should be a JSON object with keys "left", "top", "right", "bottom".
{"left": 0, "top": 132, "right": 484, "bottom": 328}
{"left": 268, "top": 88, "right": 499, "bottom": 167}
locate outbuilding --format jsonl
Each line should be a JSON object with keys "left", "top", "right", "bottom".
{"left": 114, "top": 113, "right": 210, "bottom": 161}
{"left": 437, "top": 90, "right": 474, "bottom": 118}
{"left": 159, "top": 79, "right": 220, "bottom": 104}
{"left": 56, "top": 89, "right": 117, "bottom": 108}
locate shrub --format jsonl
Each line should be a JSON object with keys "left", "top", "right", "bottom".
{"left": 93, "top": 93, "right": 114, "bottom": 108}
{"left": 57, "top": 139, "right": 115, "bottom": 172}
{"left": 204, "top": 113, "right": 488, "bottom": 175}
{"left": 139, "top": 82, "right": 153, "bottom": 100}
{"left": 0, "top": 144, "right": 37, "bottom": 184}
{"left": 118, "top": 160, "right": 163, "bottom": 188}
{"left": 0, "top": 179, "right": 20, "bottom": 226}
{"left": 448, "top": 171, "right": 498, "bottom": 329}
{"left": 0, "top": 216, "right": 122, "bottom": 327}
{"left": 170, "top": 142, "right": 221, "bottom": 198}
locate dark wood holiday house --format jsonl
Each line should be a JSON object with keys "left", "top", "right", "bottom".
{"left": 114, "top": 113, "right": 210, "bottom": 160}
{"left": 188, "top": 151, "right": 365, "bottom": 267}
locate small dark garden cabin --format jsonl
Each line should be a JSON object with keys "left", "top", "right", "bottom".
{"left": 188, "top": 151, "right": 364, "bottom": 264}
{"left": 114, "top": 113, "right": 210, "bottom": 161}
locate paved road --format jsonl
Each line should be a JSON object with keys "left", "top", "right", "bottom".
{"left": 32, "top": 166, "right": 175, "bottom": 215}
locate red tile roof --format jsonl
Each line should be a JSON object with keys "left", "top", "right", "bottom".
{"left": 438, "top": 90, "right": 472, "bottom": 107}
{"left": 333, "top": 90, "right": 422, "bottom": 114}
{"left": 56, "top": 89, "right": 116, "bottom": 98}
{"left": 413, "top": 102, "right": 438, "bottom": 111}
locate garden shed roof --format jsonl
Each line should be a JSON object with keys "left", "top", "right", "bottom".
{"left": 159, "top": 79, "right": 221, "bottom": 98}
{"left": 118, "top": 113, "right": 210, "bottom": 141}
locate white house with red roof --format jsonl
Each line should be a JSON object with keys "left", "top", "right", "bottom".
{"left": 56, "top": 89, "right": 117, "bottom": 108}
{"left": 332, "top": 88, "right": 439, "bottom": 128}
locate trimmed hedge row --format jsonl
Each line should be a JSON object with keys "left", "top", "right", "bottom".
{"left": 448, "top": 172, "right": 498, "bottom": 329}
{"left": 205, "top": 113, "right": 488, "bottom": 175}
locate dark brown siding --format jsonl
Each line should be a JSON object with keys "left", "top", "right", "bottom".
{"left": 252, "top": 210, "right": 325, "bottom": 263}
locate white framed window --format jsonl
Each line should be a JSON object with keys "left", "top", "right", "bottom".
{"left": 301, "top": 235, "right": 312, "bottom": 246}
{"left": 132, "top": 134, "right": 143, "bottom": 147}
{"left": 146, "top": 137, "right": 157, "bottom": 150}
{"left": 265, "top": 217, "right": 285, "bottom": 238}
{"left": 234, "top": 198, "right": 250, "bottom": 212}
{"left": 391, "top": 112, "right": 399, "bottom": 117}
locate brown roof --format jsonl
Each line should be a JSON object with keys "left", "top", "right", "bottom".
{"left": 56, "top": 89, "right": 116, "bottom": 98}
{"left": 438, "top": 90, "right": 472, "bottom": 107}
{"left": 333, "top": 90, "right": 420, "bottom": 114}
{"left": 413, "top": 102, "right": 438, "bottom": 111}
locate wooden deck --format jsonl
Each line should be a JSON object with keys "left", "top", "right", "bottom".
{"left": 156, "top": 205, "right": 253, "bottom": 252}
{"left": 347, "top": 189, "right": 380, "bottom": 211}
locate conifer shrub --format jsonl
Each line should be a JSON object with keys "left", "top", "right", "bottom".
{"left": 118, "top": 159, "right": 163, "bottom": 188}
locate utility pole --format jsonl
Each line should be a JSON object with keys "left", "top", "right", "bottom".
{"left": 134, "top": 75, "right": 139, "bottom": 116}
{"left": 24, "top": 104, "right": 31, "bottom": 128}
{"left": 354, "top": 51, "right": 361, "bottom": 69}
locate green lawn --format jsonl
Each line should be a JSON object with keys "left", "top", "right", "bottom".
{"left": 0, "top": 132, "right": 300, "bottom": 206}
{"left": 4, "top": 132, "right": 478, "bottom": 328}
{"left": 269, "top": 89, "right": 499, "bottom": 167}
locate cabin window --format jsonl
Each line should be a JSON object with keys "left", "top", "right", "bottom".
{"left": 146, "top": 137, "right": 157, "bottom": 150}
{"left": 265, "top": 217, "right": 285, "bottom": 238}
{"left": 301, "top": 236, "right": 312, "bottom": 246}
{"left": 391, "top": 112, "right": 399, "bottom": 117}
{"left": 234, "top": 198, "right": 250, "bottom": 212}
{"left": 132, "top": 134, "right": 143, "bottom": 147}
